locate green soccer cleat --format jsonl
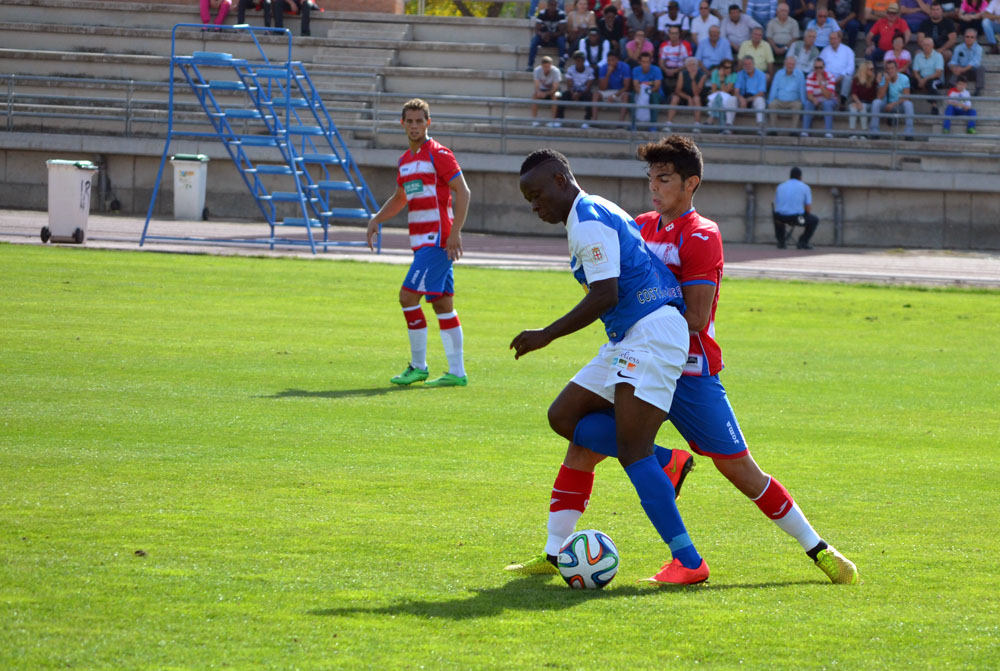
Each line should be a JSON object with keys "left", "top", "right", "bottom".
{"left": 424, "top": 372, "right": 468, "bottom": 388}
{"left": 815, "top": 546, "right": 859, "bottom": 585}
{"left": 390, "top": 364, "right": 428, "bottom": 386}
{"left": 504, "top": 554, "right": 559, "bottom": 575}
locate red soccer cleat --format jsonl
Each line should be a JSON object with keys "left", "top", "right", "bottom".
{"left": 663, "top": 448, "right": 694, "bottom": 499}
{"left": 638, "top": 558, "right": 710, "bottom": 585}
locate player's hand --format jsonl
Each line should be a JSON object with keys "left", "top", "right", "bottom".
{"left": 366, "top": 217, "right": 379, "bottom": 252}
{"left": 510, "top": 328, "right": 552, "bottom": 360}
{"left": 446, "top": 231, "right": 463, "bottom": 262}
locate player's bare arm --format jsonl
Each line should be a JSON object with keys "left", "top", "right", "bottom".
{"left": 681, "top": 283, "right": 716, "bottom": 332}
{"left": 366, "top": 185, "right": 407, "bottom": 251}
{"left": 445, "top": 173, "right": 471, "bottom": 262}
{"left": 510, "top": 277, "right": 618, "bottom": 359}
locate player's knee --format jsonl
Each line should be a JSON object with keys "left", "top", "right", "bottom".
{"left": 547, "top": 401, "right": 575, "bottom": 441}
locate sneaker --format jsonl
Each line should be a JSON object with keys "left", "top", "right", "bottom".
{"left": 638, "top": 558, "right": 710, "bottom": 585}
{"left": 662, "top": 449, "right": 694, "bottom": 499}
{"left": 504, "top": 553, "right": 558, "bottom": 575}
{"left": 824, "top": 132, "right": 834, "bottom": 138}
{"left": 904, "top": 135, "right": 915, "bottom": 141}
{"left": 531, "top": 121, "right": 540, "bottom": 127}
{"left": 797, "top": 242, "right": 814, "bottom": 250}
{"left": 800, "top": 131, "right": 809, "bottom": 137}
{"left": 581, "top": 122, "right": 590, "bottom": 129}
{"left": 967, "top": 127, "right": 977, "bottom": 134}
{"left": 424, "top": 372, "right": 468, "bottom": 388}
{"left": 661, "top": 123, "right": 672, "bottom": 131}
{"left": 390, "top": 364, "right": 428, "bottom": 386}
{"left": 814, "top": 546, "right": 859, "bottom": 584}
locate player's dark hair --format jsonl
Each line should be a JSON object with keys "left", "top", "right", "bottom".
{"left": 401, "top": 98, "right": 430, "bottom": 120}
{"left": 636, "top": 135, "right": 703, "bottom": 191}
{"left": 790, "top": 166, "right": 802, "bottom": 179}
{"left": 520, "top": 149, "right": 572, "bottom": 176}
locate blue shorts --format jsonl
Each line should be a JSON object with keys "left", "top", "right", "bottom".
{"left": 402, "top": 246, "right": 454, "bottom": 301}
{"left": 667, "top": 374, "right": 749, "bottom": 459}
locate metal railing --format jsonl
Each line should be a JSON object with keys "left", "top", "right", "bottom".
{"left": 4, "top": 73, "right": 1000, "bottom": 165}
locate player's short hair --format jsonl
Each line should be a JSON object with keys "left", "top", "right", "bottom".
{"left": 401, "top": 98, "right": 430, "bottom": 120}
{"left": 790, "top": 166, "right": 802, "bottom": 179}
{"left": 636, "top": 135, "right": 704, "bottom": 191}
{"left": 520, "top": 149, "right": 572, "bottom": 176}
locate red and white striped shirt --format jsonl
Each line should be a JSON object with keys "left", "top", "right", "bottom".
{"left": 396, "top": 138, "right": 462, "bottom": 251}
{"left": 805, "top": 70, "right": 836, "bottom": 98}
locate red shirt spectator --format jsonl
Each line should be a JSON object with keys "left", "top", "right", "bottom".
{"left": 870, "top": 14, "right": 910, "bottom": 51}
{"left": 806, "top": 67, "right": 837, "bottom": 98}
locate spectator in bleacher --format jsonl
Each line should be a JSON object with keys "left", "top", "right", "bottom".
{"left": 580, "top": 27, "right": 613, "bottom": 69}
{"left": 806, "top": 5, "right": 842, "bottom": 47}
{"left": 721, "top": 4, "right": 763, "bottom": 50}
{"left": 530, "top": 0, "right": 570, "bottom": 71}
{"left": 898, "top": 0, "right": 929, "bottom": 33}
{"left": 649, "top": 0, "right": 672, "bottom": 23}
{"left": 659, "top": 25, "right": 694, "bottom": 89}
{"left": 831, "top": 0, "right": 862, "bottom": 47}
{"left": 767, "top": 3, "right": 802, "bottom": 62}
{"left": 676, "top": 0, "right": 702, "bottom": 18}
{"left": 735, "top": 54, "right": 769, "bottom": 127}
{"left": 863, "top": 0, "right": 892, "bottom": 26}
{"left": 665, "top": 56, "right": 710, "bottom": 126}
{"left": 912, "top": 36, "right": 946, "bottom": 112}
{"left": 631, "top": 51, "right": 666, "bottom": 127}
{"left": 658, "top": 1, "right": 693, "bottom": 39}
{"left": 848, "top": 59, "right": 879, "bottom": 135}
{"left": 821, "top": 29, "right": 856, "bottom": 101}
{"left": 626, "top": 29, "right": 657, "bottom": 65}
{"left": 789, "top": 0, "right": 817, "bottom": 28}
{"left": 957, "top": 0, "right": 991, "bottom": 36}
{"left": 201, "top": 0, "right": 232, "bottom": 28}
{"left": 949, "top": 28, "right": 985, "bottom": 93}
{"left": 983, "top": 0, "right": 1000, "bottom": 53}
{"left": 593, "top": 51, "right": 633, "bottom": 122}
{"left": 529, "top": 0, "right": 566, "bottom": 18}
{"left": 707, "top": 0, "right": 732, "bottom": 17}
{"left": 884, "top": 34, "right": 914, "bottom": 74}
{"left": 690, "top": 1, "right": 722, "bottom": 43}
{"left": 598, "top": 4, "right": 627, "bottom": 52}
{"left": 768, "top": 55, "right": 807, "bottom": 129}
{"left": 787, "top": 28, "right": 821, "bottom": 74}
{"left": 747, "top": 0, "right": 780, "bottom": 26}
{"left": 531, "top": 56, "right": 563, "bottom": 125}
{"left": 943, "top": 75, "right": 977, "bottom": 132}
{"left": 918, "top": 1, "right": 959, "bottom": 62}
{"left": 237, "top": 0, "right": 309, "bottom": 36}
{"left": 738, "top": 26, "right": 776, "bottom": 78}
{"left": 696, "top": 24, "right": 735, "bottom": 67}
{"left": 707, "top": 58, "right": 740, "bottom": 129}
{"left": 557, "top": 51, "right": 597, "bottom": 126}
{"left": 627, "top": 0, "right": 659, "bottom": 40}
{"left": 568, "top": 0, "right": 598, "bottom": 43}
{"left": 866, "top": 3, "right": 911, "bottom": 64}
{"left": 802, "top": 57, "right": 838, "bottom": 136}
{"left": 869, "top": 58, "right": 916, "bottom": 138}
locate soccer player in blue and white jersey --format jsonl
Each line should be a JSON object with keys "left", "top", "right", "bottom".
{"left": 510, "top": 148, "right": 709, "bottom": 585}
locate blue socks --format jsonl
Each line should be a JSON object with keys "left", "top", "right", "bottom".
{"left": 624, "top": 455, "right": 702, "bottom": 569}
{"left": 573, "top": 409, "right": 674, "bottom": 468}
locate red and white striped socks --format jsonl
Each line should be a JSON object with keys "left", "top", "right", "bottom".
{"left": 752, "top": 476, "right": 822, "bottom": 552}
{"left": 401, "top": 305, "right": 428, "bottom": 371}
{"left": 544, "top": 464, "right": 595, "bottom": 556}
{"left": 436, "top": 310, "right": 465, "bottom": 377}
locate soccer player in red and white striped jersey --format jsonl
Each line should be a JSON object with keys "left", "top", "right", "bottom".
{"left": 366, "top": 99, "right": 471, "bottom": 388}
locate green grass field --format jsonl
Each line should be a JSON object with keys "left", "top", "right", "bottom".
{"left": 2, "top": 243, "right": 998, "bottom": 670}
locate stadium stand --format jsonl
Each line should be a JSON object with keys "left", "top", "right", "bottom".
{"left": 1, "top": 0, "right": 999, "bottom": 249}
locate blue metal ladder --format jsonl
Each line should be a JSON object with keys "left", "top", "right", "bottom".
{"left": 141, "top": 24, "right": 379, "bottom": 254}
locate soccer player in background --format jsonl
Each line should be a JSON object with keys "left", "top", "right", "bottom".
{"left": 510, "top": 149, "right": 709, "bottom": 585}
{"left": 507, "top": 137, "right": 859, "bottom": 584}
{"left": 366, "top": 99, "right": 471, "bottom": 388}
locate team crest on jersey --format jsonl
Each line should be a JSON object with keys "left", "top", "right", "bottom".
{"left": 589, "top": 243, "right": 608, "bottom": 265}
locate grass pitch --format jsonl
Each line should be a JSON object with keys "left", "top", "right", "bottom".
{"left": 2, "top": 244, "right": 998, "bottom": 670}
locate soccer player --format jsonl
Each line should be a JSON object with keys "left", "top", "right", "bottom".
{"left": 507, "top": 136, "right": 859, "bottom": 585}
{"left": 510, "top": 149, "right": 709, "bottom": 585}
{"left": 366, "top": 99, "right": 471, "bottom": 388}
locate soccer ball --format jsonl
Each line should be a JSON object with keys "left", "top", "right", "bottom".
{"left": 557, "top": 529, "right": 619, "bottom": 589}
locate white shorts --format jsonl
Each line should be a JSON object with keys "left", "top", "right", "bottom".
{"left": 570, "top": 305, "right": 688, "bottom": 413}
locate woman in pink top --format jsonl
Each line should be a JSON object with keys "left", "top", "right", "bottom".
{"left": 200, "top": 0, "right": 232, "bottom": 26}
{"left": 883, "top": 34, "right": 913, "bottom": 74}
{"left": 957, "top": 0, "right": 990, "bottom": 35}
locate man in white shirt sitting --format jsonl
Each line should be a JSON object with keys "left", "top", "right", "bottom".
{"left": 819, "top": 29, "right": 855, "bottom": 102}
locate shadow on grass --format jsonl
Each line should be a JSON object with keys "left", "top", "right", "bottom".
{"left": 308, "top": 575, "right": 819, "bottom": 620}
{"left": 259, "top": 386, "right": 418, "bottom": 399}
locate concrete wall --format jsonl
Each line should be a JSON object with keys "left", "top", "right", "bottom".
{"left": 2, "top": 136, "right": 999, "bottom": 250}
